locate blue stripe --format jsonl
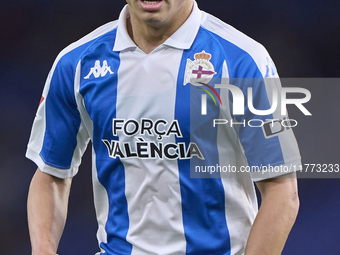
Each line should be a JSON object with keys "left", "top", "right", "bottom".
{"left": 175, "top": 28, "right": 231, "bottom": 255}
{"left": 79, "top": 29, "right": 132, "bottom": 255}
{"left": 42, "top": 52, "right": 82, "bottom": 169}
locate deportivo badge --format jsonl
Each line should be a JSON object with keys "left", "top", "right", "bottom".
{"left": 184, "top": 51, "right": 216, "bottom": 86}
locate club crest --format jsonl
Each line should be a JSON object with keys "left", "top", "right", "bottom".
{"left": 184, "top": 51, "right": 216, "bottom": 86}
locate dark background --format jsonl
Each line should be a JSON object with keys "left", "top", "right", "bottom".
{"left": 1, "top": 0, "right": 339, "bottom": 254}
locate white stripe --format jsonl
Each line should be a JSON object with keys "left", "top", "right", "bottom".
{"left": 74, "top": 61, "right": 110, "bottom": 250}
{"left": 116, "top": 47, "right": 186, "bottom": 255}
{"left": 92, "top": 149, "right": 110, "bottom": 251}
{"left": 218, "top": 61, "right": 257, "bottom": 255}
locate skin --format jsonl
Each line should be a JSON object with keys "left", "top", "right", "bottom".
{"left": 28, "top": 169, "right": 72, "bottom": 255}
{"left": 27, "top": 1, "right": 299, "bottom": 254}
{"left": 247, "top": 173, "right": 300, "bottom": 255}
{"left": 125, "top": 0, "right": 194, "bottom": 53}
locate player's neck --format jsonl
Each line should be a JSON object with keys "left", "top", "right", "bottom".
{"left": 126, "top": 4, "right": 193, "bottom": 54}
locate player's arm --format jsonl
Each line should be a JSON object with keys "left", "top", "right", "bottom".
{"left": 27, "top": 168, "right": 72, "bottom": 255}
{"left": 244, "top": 172, "right": 299, "bottom": 255}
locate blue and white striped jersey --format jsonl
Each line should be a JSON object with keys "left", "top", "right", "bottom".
{"left": 26, "top": 2, "right": 301, "bottom": 255}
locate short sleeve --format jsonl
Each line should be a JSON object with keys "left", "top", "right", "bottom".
{"left": 26, "top": 53, "right": 90, "bottom": 178}
{"left": 232, "top": 54, "right": 302, "bottom": 181}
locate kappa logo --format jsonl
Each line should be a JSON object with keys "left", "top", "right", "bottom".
{"left": 84, "top": 60, "right": 114, "bottom": 79}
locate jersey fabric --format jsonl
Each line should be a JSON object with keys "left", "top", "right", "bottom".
{"left": 26, "top": 2, "right": 301, "bottom": 255}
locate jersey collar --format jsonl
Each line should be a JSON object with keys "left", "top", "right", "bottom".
{"left": 113, "top": 1, "right": 202, "bottom": 52}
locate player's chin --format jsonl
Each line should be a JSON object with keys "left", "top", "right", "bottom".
{"left": 140, "top": 12, "right": 166, "bottom": 26}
